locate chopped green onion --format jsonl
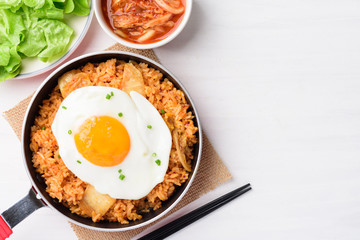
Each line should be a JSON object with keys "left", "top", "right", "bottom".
{"left": 77, "top": 160, "right": 82, "bottom": 164}
{"left": 155, "top": 159, "right": 161, "bottom": 166}
{"left": 118, "top": 112, "right": 123, "bottom": 117}
{"left": 58, "top": 155, "right": 61, "bottom": 159}
{"left": 147, "top": 125, "right": 152, "bottom": 129}
{"left": 119, "top": 174, "right": 125, "bottom": 180}
{"left": 68, "top": 130, "right": 72, "bottom": 135}
{"left": 160, "top": 109, "right": 165, "bottom": 114}
{"left": 41, "top": 126, "right": 46, "bottom": 130}
{"left": 118, "top": 169, "right": 122, "bottom": 173}
{"left": 106, "top": 92, "right": 114, "bottom": 99}
{"left": 62, "top": 106, "right": 67, "bottom": 110}
{"left": 152, "top": 153, "right": 157, "bottom": 157}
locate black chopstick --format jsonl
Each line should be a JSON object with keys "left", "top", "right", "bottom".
{"left": 137, "top": 183, "right": 252, "bottom": 240}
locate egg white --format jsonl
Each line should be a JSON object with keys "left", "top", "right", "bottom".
{"left": 51, "top": 86, "right": 172, "bottom": 200}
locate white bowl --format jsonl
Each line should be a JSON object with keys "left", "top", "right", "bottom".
{"left": 94, "top": 0, "right": 192, "bottom": 49}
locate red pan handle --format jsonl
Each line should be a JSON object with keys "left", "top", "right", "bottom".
{"left": 0, "top": 189, "right": 45, "bottom": 239}
{"left": 0, "top": 217, "right": 11, "bottom": 240}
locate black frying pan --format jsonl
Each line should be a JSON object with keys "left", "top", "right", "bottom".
{"left": 0, "top": 51, "right": 202, "bottom": 238}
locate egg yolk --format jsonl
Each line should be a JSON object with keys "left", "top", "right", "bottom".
{"left": 74, "top": 116, "right": 130, "bottom": 167}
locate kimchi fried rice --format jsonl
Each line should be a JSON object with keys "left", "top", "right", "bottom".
{"left": 29, "top": 59, "right": 198, "bottom": 223}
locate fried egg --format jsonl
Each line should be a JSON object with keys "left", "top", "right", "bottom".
{"left": 51, "top": 86, "right": 172, "bottom": 200}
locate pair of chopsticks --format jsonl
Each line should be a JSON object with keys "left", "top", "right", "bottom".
{"left": 137, "top": 183, "right": 252, "bottom": 240}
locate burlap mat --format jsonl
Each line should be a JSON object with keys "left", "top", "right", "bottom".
{"left": 3, "top": 44, "right": 232, "bottom": 240}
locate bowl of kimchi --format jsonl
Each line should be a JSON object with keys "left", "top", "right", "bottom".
{"left": 95, "top": 0, "right": 191, "bottom": 49}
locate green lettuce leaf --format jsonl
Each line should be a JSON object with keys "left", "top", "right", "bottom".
{"left": 63, "top": 0, "right": 74, "bottom": 13}
{"left": 37, "top": 19, "right": 74, "bottom": 62}
{"left": 30, "top": 0, "right": 63, "bottom": 19}
{"left": 18, "top": 23, "right": 46, "bottom": 57}
{"left": 0, "top": 66, "right": 20, "bottom": 82}
{"left": 57, "top": 0, "right": 89, "bottom": 15}
{"left": 71, "top": 0, "right": 89, "bottom": 16}
{"left": 23, "top": 0, "right": 45, "bottom": 9}
{"left": 20, "top": 5, "right": 33, "bottom": 29}
{"left": 0, "top": 46, "right": 11, "bottom": 66}
{"left": 0, "top": 0, "right": 21, "bottom": 9}
{"left": 0, "top": 29, "right": 10, "bottom": 45}
{"left": 4, "top": 46, "right": 21, "bottom": 73}
{"left": 0, "top": 9, "right": 26, "bottom": 45}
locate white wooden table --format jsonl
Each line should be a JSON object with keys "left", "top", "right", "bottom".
{"left": 1, "top": 0, "right": 360, "bottom": 239}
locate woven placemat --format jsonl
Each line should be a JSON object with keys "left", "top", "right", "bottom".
{"left": 3, "top": 44, "right": 232, "bottom": 240}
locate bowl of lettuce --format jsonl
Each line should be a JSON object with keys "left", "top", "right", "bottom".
{"left": 0, "top": 0, "right": 92, "bottom": 82}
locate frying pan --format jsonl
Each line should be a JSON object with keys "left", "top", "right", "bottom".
{"left": 0, "top": 51, "right": 202, "bottom": 239}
